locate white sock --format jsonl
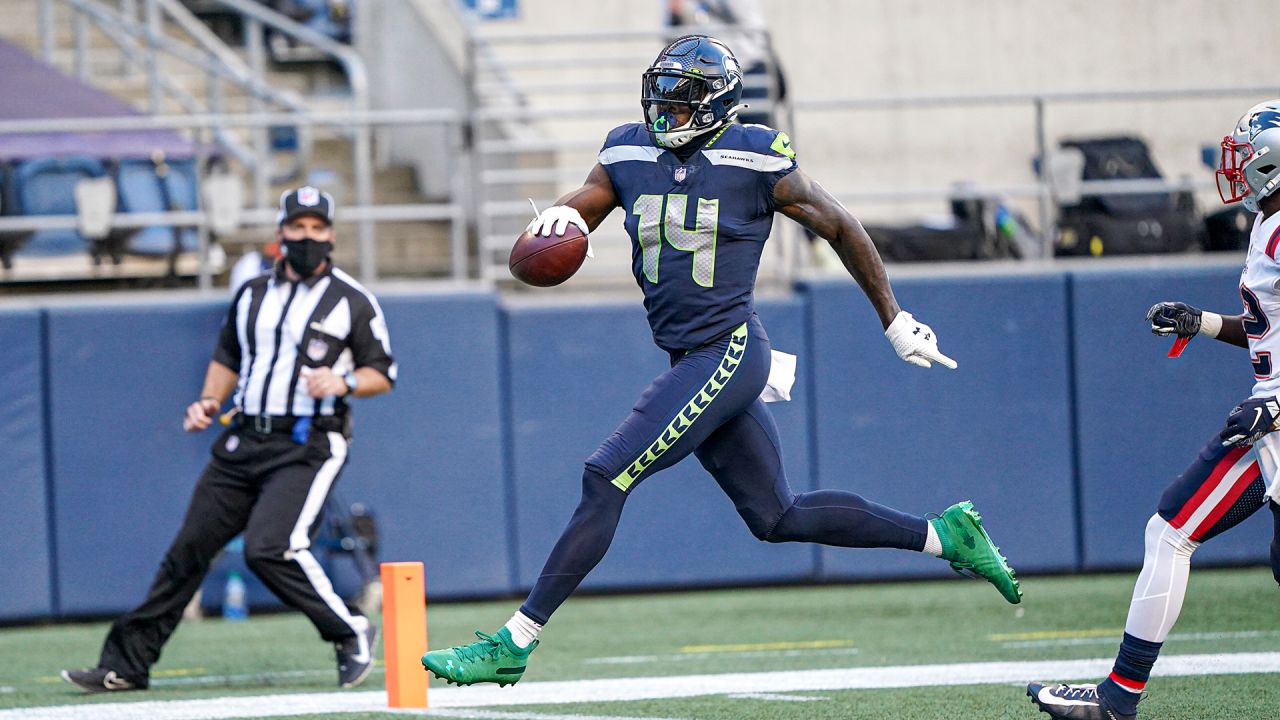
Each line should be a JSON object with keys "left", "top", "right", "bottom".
{"left": 503, "top": 611, "right": 542, "bottom": 649}
{"left": 1123, "top": 514, "right": 1198, "bottom": 642}
{"left": 922, "top": 519, "right": 944, "bottom": 557}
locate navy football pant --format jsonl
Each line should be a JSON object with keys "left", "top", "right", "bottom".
{"left": 520, "top": 316, "right": 928, "bottom": 624}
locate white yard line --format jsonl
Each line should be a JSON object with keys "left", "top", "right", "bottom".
{"left": 725, "top": 693, "right": 829, "bottom": 702}
{"left": 584, "top": 647, "right": 860, "bottom": 665}
{"left": 426, "top": 711, "right": 684, "bottom": 720}
{"left": 6, "top": 651, "right": 1280, "bottom": 720}
{"left": 1000, "top": 629, "right": 1280, "bottom": 649}
{"left": 151, "top": 669, "right": 361, "bottom": 687}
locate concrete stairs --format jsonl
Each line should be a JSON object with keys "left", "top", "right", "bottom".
{"left": 0, "top": 0, "right": 455, "bottom": 281}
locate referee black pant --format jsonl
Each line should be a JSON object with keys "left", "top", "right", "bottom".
{"left": 98, "top": 425, "right": 366, "bottom": 686}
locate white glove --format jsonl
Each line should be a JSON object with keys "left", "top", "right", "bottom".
{"left": 884, "top": 311, "right": 957, "bottom": 369}
{"left": 526, "top": 204, "right": 594, "bottom": 258}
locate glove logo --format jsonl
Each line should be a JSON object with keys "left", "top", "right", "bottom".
{"left": 225, "top": 435, "right": 239, "bottom": 452}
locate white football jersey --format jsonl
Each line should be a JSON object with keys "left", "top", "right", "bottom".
{"left": 1241, "top": 210, "right": 1280, "bottom": 397}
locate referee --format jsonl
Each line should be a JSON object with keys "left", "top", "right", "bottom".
{"left": 61, "top": 186, "right": 396, "bottom": 693}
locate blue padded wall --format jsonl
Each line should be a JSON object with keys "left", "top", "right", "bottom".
{"left": 505, "top": 297, "right": 816, "bottom": 594}
{"left": 0, "top": 310, "right": 53, "bottom": 619}
{"left": 1071, "top": 266, "right": 1271, "bottom": 568}
{"left": 19, "top": 266, "right": 1279, "bottom": 621}
{"left": 339, "top": 292, "right": 511, "bottom": 598}
{"left": 47, "top": 301, "right": 225, "bottom": 615}
{"left": 804, "top": 275, "right": 1079, "bottom": 579}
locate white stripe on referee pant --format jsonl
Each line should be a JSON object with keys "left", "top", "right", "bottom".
{"left": 1181, "top": 449, "right": 1258, "bottom": 537}
{"left": 284, "top": 431, "right": 368, "bottom": 650}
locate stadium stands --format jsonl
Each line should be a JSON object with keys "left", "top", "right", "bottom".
{"left": 0, "top": 37, "right": 202, "bottom": 280}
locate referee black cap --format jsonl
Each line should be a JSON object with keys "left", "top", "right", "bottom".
{"left": 277, "top": 186, "right": 335, "bottom": 226}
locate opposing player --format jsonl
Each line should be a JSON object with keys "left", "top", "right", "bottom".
{"left": 1029, "top": 100, "right": 1280, "bottom": 719}
{"left": 423, "top": 35, "right": 1021, "bottom": 687}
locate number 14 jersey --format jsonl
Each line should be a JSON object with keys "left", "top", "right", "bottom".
{"left": 598, "top": 122, "right": 798, "bottom": 352}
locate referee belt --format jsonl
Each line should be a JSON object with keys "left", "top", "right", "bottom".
{"left": 237, "top": 414, "right": 346, "bottom": 435}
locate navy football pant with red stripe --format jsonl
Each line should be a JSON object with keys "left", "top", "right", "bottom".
{"left": 1102, "top": 432, "right": 1272, "bottom": 704}
{"left": 1157, "top": 434, "right": 1266, "bottom": 543}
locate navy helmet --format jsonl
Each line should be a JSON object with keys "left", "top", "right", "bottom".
{"left": 641, "top": 35, "right": 743, "bottom": 148}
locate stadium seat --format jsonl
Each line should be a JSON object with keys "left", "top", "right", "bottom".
{"left": 8, "top": 155, "right": 105, "bottom": 259}
{"left": 113, "top": 156, "right": 199, "bottom": 258}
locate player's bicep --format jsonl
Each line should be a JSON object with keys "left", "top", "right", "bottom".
{"left": 773, "top": 168, "right": 855, "bottom": 241}
{"left": 558, "top": 163, "right": 619, "bottom": 232}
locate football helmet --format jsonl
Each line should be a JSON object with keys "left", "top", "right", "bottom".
{"left": 1217, "top": 99, "right": 1280, "bottom": 212}
{"left": 641, "top": 35, "right": 743, "bottom": 148}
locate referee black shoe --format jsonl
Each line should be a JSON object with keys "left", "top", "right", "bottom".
{"left": 60, "top": 668, "right": 139, "bottom": 693}
{"left": 336, "top": 622, "right": 377, "bottom": 688}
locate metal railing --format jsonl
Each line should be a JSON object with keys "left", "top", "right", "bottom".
{"left": 11, "top": 12, "right": 1280, "bottom": 289}
{"left": 788, "top": 86, "right": 1280, "bottom": 257}
{"left": 465, "top": 19, "right": 1280, "bottom": 270}
{"left": 36, "top": 0, "right": 382, "bottom": 274}
{"left": 0, "top": 109, "right": 466, "bottom": 288}
{"left": 205, "top": 0, "right": 375, "bottom": 269}
{"left": 41, "top": 0, "right": 306, "bottom": 169}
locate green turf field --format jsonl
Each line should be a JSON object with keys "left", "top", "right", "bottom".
{"left": 2, "top": 567, "right": 1277, "bottom": 719}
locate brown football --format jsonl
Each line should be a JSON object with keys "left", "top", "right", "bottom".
{"left": 508, "top": 226, "right": 589, "bottom": 287}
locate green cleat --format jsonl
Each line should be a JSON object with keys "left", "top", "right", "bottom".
{"left": 932, "top": 500, "right": 1022, "bottom": 604}
{"left": 421, "top": 628, "right": 536, "bottom": 687}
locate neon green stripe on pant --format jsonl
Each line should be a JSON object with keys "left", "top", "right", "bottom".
{"left": 611, "top": 323, "right": 748, "bottom": 492}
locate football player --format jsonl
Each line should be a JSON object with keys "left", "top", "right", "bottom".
{"left": 1029, "top": 100, "right": 1280, "bottom": 719}
{"left": 423, "top": 35, "right": 1021, "bottom": 687}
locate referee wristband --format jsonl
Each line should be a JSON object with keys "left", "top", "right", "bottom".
{"left": 1199, "top": 312, "right": 1223, "bottom": 339}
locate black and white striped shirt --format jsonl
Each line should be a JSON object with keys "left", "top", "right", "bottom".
{"left": 213, "top": 264, "right": 396, "bottom": 418}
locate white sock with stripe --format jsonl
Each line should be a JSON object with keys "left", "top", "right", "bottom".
{"left": 504, "top": 611, "right": 542, "bottom": 649}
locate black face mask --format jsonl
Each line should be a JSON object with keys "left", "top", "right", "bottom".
{"left": 282, "top": 237, "right": 332, "bottom": 278}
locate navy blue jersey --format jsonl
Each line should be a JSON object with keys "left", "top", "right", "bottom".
{"left": 598, "top": 121, "right": 798, "bottom": 352}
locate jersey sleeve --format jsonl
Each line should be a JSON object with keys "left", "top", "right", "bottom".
{"left": 596, "top": 122, "right": 650, "bottom": 190}
{"left": 211, "top": 283, "right": 248, "bottom": 371}
{"left": 349, "top": 293, "right": 397, "bottom": 386}
{"left": 738, "top": 125, "right": 798, "bottom": 212}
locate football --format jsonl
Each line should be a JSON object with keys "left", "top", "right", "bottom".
{"left": 508, "top": 226, "right": 589, "bottom": 287}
